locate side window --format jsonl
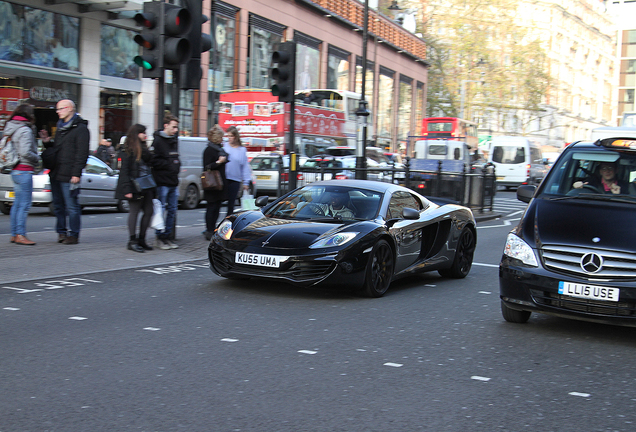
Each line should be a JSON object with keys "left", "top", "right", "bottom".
{"left": 387, "top": 191, "right": 421, "bottom": 219}
{"left": 85, "top": 158, "right": 110, "bottom": 174}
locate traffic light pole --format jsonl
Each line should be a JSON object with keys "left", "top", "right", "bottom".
{"left": 288, "top": 98, "right": 296, "bottom": 191}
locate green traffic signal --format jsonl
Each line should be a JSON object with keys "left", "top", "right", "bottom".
{"left": 134, "top": 55, "right": 155, "bottom": 71}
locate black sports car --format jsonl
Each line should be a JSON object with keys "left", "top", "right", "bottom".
{"left": 208, "top": 180, "right": 476, "bottom": 297}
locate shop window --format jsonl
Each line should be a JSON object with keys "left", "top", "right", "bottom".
{"left": 100, "top": 24, "right": 139, "bottom": 80}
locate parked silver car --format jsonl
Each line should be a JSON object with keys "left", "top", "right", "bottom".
{"left": 0, "top": 155, "right": 128, "bottom": 215}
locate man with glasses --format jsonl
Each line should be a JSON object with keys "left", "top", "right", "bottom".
{"left": 39, "top": 99, "right": 89, "bottom": 244}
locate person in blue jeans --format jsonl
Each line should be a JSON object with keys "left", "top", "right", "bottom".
{"left": 151, "top": 114, "right": 181, "bottom": 250}
{"left": 39, "top": 99, "right": 89, "bottom": 245}
{"left": 6, "top": 104, "right": 40, "bottom": 245}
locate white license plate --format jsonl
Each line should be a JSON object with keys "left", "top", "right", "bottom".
{"left": 496, "top": 176, "right": 504, "bottom": 181}
{"left": 5, "top": 191, "right": 15, "bottom": 198}
{"left": 235, "top": 252, "right": 288, "bottom": 268}
{"left": 558, "top": 281, "right": 620, "bottom": 302}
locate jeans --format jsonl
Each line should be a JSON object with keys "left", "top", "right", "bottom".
{"left": 226, "top": 180, "right": 241, "bottom": 216}
{"left": 10, "top": 170, "right": 33, "bottom": 236}
{"left": 155, "top": 185, "right": 178, "bottom": 238}
{"left": 51, "top": 179, "right": 81, "bottom": 237}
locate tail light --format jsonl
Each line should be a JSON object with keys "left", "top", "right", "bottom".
{"left": 417, "top": 183, "right": 426, "bottom": 189}
{"left": 335, "top": 174, "right": 348, "bottom": 180}
{"left": 42, "top": 169, "right": 50, "bottom": 175}
{"left": 296, "top": 173, "right": 303, "bottom": 180}
{"left": 281, "top": 172, "right": 289, "bottom": 182}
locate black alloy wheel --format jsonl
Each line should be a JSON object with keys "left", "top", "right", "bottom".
{"left": 362, "top": 239, "right": 394, "bottom": 298}
{"left": 438, "top": 228, "right": 475, "bottom": 278}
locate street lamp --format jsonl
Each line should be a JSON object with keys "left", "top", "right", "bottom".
{"left": 355, "top": 0, "right": 370, "bottom": 179}
{"left": 388, "top": 0, "right": 404, "bottom": 25}
{"left": 460, "top": 79, "right": 482, "bottom": 120}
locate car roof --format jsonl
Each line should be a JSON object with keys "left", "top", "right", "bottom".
{"left": 300, "top": 179, "right": 411, "bottom": 194}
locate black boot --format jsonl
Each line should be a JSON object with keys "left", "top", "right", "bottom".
{"left": 138, "top": 236, "right": 153, "bottom": 251}
{"left": 128, "top": 235, "right": 144, "bottom": 253}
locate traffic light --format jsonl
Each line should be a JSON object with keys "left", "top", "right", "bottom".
{"left": 271, "top": 41, "right": 296, "bottom": 102}
{"left": 179, "top": 0, "right": 212, "bottom": 90}
{"left": 133, "top": 1, "right": 162, "bottom": 78}
{"left": 163, "top": 3, "right": 192, "bottom": 69}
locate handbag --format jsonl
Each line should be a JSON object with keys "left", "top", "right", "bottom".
{"left": 201, "top": 170, "right": 223, "bottom": 191}
{"left": 132, "top": 174, "right": 157, "bottom": 192}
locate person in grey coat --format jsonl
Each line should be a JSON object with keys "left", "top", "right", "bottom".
{"left": 5, "top": 104, "right": 40, "bottom": 245}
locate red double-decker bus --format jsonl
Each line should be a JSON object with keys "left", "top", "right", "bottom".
{"left": 421, "top": 117, "right": 479, "bottom": 149}
{"left": 218, "top": 89, "right": 349, "bottom": 160}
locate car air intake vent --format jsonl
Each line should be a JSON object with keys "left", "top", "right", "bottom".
{"left": 541, "top": 245, "right": 636, "bottom": 279}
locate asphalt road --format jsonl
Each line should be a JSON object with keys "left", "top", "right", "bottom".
{"left": 2, "top": 193, "right": 636, "bottom": 431}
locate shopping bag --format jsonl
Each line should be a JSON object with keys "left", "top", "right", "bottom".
{"left": 240, "top": 194, "right": 257, "bottom": 211}
{"left": 151, "top": 198, "right": 165, "bottom": 231}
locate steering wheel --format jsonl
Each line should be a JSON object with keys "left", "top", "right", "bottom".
{"left": 567, "top": 183, "right": 601, "bottom": 196}
{"left": 303, "top": 203, "right": 326, "bottom": 216}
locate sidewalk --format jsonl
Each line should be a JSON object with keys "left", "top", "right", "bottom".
{"left": 0, "top": 224, "right": 210, "bottom": 285}
{"left": 0, "top": 210, "right": 501, "bottom": 285}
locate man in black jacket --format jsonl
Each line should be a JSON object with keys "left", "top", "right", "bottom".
{"left": 39, "top": 99, "right": 90, "bottom": 245}
{"left": 151, "top": 114, "right": 181, "bottom": 250}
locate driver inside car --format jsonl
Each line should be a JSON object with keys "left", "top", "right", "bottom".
{"left": 572, "top": 161, "right": 628, "bottom": 194}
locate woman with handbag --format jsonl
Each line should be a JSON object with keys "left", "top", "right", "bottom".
{"left": 115, "top": 124, "right": 155, "bottom": 252}
{"left": 202, "top": 125, "right": 228, "bottom": 240}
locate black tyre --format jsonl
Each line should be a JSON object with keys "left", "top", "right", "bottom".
{"left": 117, "top": 199, "right": 130, "bottom": 213}
{"left": 362, "top": 239, "right": 394, "bottom": 298}
{"left": 0, "top": 201, "right": 10, "bottom": 215}
{"left": 439, "top": 228, "right": 475, "bottom": 278}
{"left": 181, "top": 184, "right": 199, "bottom": 210}
{"left": 501, "top": 301, "right": 531, "bottom": 323}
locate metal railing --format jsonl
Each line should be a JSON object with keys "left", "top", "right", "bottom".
{"left": 274, "top": 159, "right": 496, "bottom": 213}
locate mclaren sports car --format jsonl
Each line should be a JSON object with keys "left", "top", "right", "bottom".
{"left": 208, "top": 180, "right": 476, "bottom": 297}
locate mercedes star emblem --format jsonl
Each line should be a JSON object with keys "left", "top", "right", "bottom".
{"left": 580, "top": 253, "right": 603, "bottom": 273}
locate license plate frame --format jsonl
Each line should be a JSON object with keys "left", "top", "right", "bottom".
{"left": 256, "top": 175, "right": 271, "bottom": 180}
{"left": 558, "top": 281, "right": 620, "bottom": 302}
{"left": 235, "top": 252, "right": 289, "bottom": 268}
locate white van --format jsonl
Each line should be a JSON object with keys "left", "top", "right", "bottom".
{"left": 487, "top": 136, "right": 547, "bottom": 189}
{"left": 590, "top": 126, "right": 636, "bottom": 141}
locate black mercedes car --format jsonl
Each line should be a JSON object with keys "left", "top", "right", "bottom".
{"left": 500, "top": 137, "right": 636, "bottom": 326}
{"left": 209, "top": 180, "right": 476, "bottom": 297}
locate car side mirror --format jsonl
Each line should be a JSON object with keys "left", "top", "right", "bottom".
{"left": 517, "top": 185, "right": 536, "bottom": 203}
{"left": 402, "top": 207, "right": 420, "bottom": 220}
{"left": 255, "top": 196, "right": 269, "bottom": 207}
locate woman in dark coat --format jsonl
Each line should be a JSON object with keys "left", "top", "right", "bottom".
{"left": 202, "top": 125, "right": 228, "bottom": 240}
{"left": 115, "top": 124, "right": 155, "bottom": 252}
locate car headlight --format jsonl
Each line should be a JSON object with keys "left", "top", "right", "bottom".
{"left": 503, "top": 233, "right": 538, "bottom": 267}
{"left": 309, "top": 232, "right": 358, "bottom": 249}
{"left": 216, "top": 220, "right": 233, "bottom": 240}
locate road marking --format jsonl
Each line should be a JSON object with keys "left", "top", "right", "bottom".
{"left": 69, "top": 316, "right": 87, "bottom": 321}
{"left": 569, "top": 392, "right": 591, "bottom": 398}
{"left": 471, "top": 376, "right": 491, "bottom": 381}
{"left": 299, "top": 350, "right": 317, "bottom": 355}
{"left": 384, "top": 362, "right": 403, "bottom": 367}
{"left": 478, "top": 291, "right": 491, "bottom": 294}
{"left": 144, "top": 327, "right": 160, "bottom": 331}
{"left": 472, "top": 262, "right": 499, "bottom": 268}
{"left": 507, "top": 210, "right": 523, "bottom": 217}
{"left": 3, "top": 307, "right": 20, "bottom": 311}
{"left": 221, "top": 338, "right": 239, "bottom": 342}
{"left": 477, "top": 220, "right": 511, "bottom": 229}
{"left": 136, "top": 263, "right": 209, "bottom": 275}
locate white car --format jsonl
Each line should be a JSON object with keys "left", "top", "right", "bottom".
{"left": 0, "top": 155, "right": 129, "bottom": 215}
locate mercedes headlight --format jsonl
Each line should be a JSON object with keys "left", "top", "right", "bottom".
{"left": 503, "top": 233, "right": 538, "bottom": 267}
{"left": 309, "top": 232, "right": 358, "bottom": 249}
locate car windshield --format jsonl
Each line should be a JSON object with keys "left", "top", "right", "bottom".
{"left": 540, "top": 146, "right": 636, "bottom": 201}
{"left": 265, "top": 185, "right": 384, "bottom": 221}
{"left": 250, "top": 157, "right": 280, "bottom": 171}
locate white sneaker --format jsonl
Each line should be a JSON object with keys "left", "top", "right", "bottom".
{"left": 155, "top": 238, "right": 171, "bottom": 250}
{"left": 166, "top": 239, "right": 179, "bottom": 249}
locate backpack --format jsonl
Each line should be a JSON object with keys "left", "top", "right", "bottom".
{"left": 0, "top": 130, "right": 20, "bottom": 173}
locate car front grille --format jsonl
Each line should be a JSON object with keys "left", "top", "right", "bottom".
{"left": 210, "top": 250, "right": 335, "bottom": 282}
{"left": 530, "top": 289, "right": 636, "bottom": 317}
{"left": 541, "top": 245, "right": 636, "bottom": 279}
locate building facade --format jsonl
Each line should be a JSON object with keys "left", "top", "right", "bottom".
{"left": 0, "top": 0, "right": 428, "bottom": 154}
